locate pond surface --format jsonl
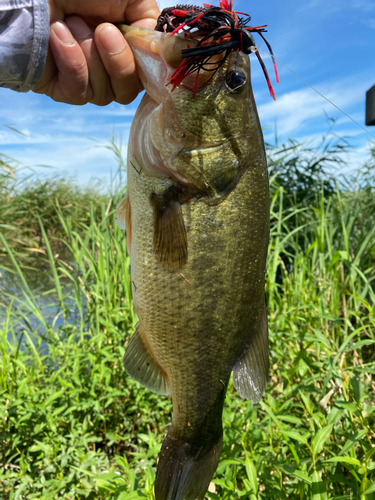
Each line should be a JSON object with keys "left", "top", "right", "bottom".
{"left": 0, "top": 259, "right": 84, "bottom": 348}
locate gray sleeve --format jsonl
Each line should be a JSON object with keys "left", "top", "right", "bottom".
{"left": 0, "top": 0, "right": 49, "bottom": 92}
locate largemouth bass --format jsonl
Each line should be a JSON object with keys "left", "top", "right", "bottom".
{"left": 116, "top": 9, "right": 270, "bottom": 499}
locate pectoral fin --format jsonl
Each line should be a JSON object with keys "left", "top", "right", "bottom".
{"left": 123, "top": 325, "right": 170, "bottom": 395}
{"left": 150, "top": 187, "right": 188, "bottom": 271}
{"left": 233, "top": 305, "right": 269, "bottom": 403}
{"left": 115, "top": 194, "right": 132, "bottom": 256}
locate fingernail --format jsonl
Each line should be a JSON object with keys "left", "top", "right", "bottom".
{"left": 52, "top": 21, "right": 75, "bottom": 46}
{"left": 65, "top": 17, "right": 93, "bottom": 41}
{"left": 99, "top": 25, "right": 126, "bottom": 55}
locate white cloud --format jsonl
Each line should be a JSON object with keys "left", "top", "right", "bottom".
{"left": 0, "top": 88, "right": 134, "bottom": 186}
{"left": 96, "top": 108, "right": 137, "bottom": 117}
{"left": 0, "top": 123, "right": 129, "bottom": 186}
{"left": 257, "top": 77, "right": 369, "bottom": 138}
{"left": 7, "top": 138, "right": 129, "bottom": 186}
{"left": 256, "top": 73, "right": 375, "bottom": 177}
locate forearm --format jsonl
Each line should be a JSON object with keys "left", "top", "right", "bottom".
{"left": 0, "top": 0, "right": 49, "bottom": 92}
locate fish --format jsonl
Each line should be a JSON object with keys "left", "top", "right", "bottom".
{"left": 115, "top": 7, "right": 270, "bottom": 499}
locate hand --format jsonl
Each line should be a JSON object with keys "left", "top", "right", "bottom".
{"left": 33, "top": 0, "right": 160, "bottom": 106}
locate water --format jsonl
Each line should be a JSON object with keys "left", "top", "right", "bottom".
{"left": 0, "top": 259, "right": 85, "bottom": 349}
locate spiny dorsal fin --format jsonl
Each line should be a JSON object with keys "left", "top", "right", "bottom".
{"left": 123, "top": 325, "right": 170, "bottom": 396}
{"left": 150, "top": 188, "right": 188, "bottom": 271}
{"left": 233, "top": 304, "right": 269, "bottom": 403}
{"left": 115, "top": 194, "right": 132, "bottom": 255}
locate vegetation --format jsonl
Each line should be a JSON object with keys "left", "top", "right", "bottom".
{"left": 0, "top": 135, "right": 375, "bottom": 500}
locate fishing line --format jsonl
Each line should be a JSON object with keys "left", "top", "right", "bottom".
{"left": 258, "top": 49, "right": 375, "bottom": 140}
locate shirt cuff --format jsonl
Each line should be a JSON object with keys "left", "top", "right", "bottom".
{"left": 20, "top": 0, "right": 49, "bottom": 92}
{"left": 0, "top": 0, "right": 49, "bottom": 92}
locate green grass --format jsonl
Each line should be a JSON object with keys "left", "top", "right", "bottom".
{"left": 0, "top": 152, "right": 108, "bottom": 262}
{"left": 0, "top": 138, "right": 374, "bottom": 499}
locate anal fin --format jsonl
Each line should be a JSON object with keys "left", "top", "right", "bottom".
{"left": 123, "top": 325, "right": 170, "bottom": 395}
{"left": 233, "top": 305, "right": 269, "bottom": 404}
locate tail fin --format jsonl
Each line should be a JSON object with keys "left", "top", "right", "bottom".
{"left": 155, "top": 429, "right": 222, "bottom": 500}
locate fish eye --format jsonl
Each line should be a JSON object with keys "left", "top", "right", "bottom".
{"left": 225, "top": 70, "right": 247, "bottom": 93}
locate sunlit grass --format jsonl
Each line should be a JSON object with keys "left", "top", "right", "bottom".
{"left": 0, "top": 138, "right": 374, "bottom": 499}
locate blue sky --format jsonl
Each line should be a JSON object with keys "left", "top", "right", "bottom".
{"left": 0, "top": 0, "right": 374, "bottom": 185}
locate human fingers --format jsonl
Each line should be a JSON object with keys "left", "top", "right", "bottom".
{"left": 95, "top": 23, "right": 140, "bottom": 105}
{"left": 125, "top": 0, "right": 160, "bottom": 28}
{"left": 65, "top": 16, "right": 115, "bottom": 106}
{"left": 48, "top": 0, "right": 160, "bottom": 25}
{"left": 47, "top": 20, "right": 93, "bottom": 104}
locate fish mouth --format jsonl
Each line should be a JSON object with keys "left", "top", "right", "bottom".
{"left": 120, "top": 25, "right": 197, "bottom": 68}
{"left": 120, "top": 26, "right": 165, "bottom": 60}
{"left": 119, "top": 25, "right": 198, "bottom": 103}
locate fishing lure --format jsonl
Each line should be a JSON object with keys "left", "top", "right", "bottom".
{"left": 155, "top": 0, "right": 279, "bottom": 98}
{"left": 152, "top": 2, "right": 375, "bottom": 140}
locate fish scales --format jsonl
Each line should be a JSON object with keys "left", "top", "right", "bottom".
{"left": 128, "top": 154, "right": 269, "bottom": 424}
{"left": 117, "top": 22, "right": 270, "bottom": 500}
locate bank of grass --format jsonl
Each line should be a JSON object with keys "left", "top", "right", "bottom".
{"left": 0, "top": 139, "right": 375, "bottom": 500}
{"left": 0, "top": 153, "right": 109, "bottom": 261}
